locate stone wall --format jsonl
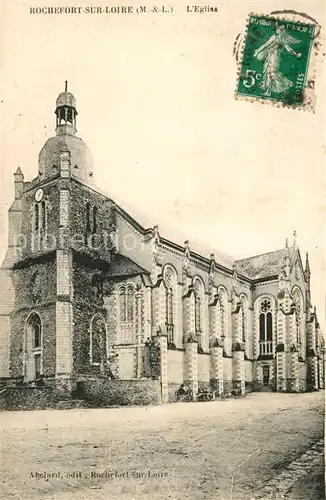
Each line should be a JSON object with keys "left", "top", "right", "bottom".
{"left": 10, "top": 304, "right": 56, "bottom": 378}
{"left": 198, "top": 353, "right": 210, "bottom": 383}
{"left": 13, "top": 257, "right": 56, "bottom": 308}
{"left": 70, "top": 180, "right": 115, "bottom": 262}
{"left": 0, "top": 386, "right": 69, "bottom": 411}
{"left": 77, "top": 378, "right": 161, "bottom": 406}
{"left": 244, "top": 360, "right": 253, "bottom": 382}
{"left": 72, "top": 256, "right": 108, "bottom": 375}
{"left": 20, "top": 182, "right": 59, "bottom": 259}
{"left": 223, "top": 356, "right": 232, "bottom": 385}
{"left": 299, "top": 361, "right": 308, "bottom": 392}
{"left": 167, "top": 349, "right": 184, "bottom": 384}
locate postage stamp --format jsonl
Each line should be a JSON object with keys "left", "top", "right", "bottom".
{"left": 235, "top": 14, "right": 316, "bottom": 108}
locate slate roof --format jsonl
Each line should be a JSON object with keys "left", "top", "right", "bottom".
{"left": 72, "top": 179, "right": 292, "bottom": 281}
{"left": 113, "top": 196, "right": 235, "bottom": 269}
{"left": 108, "top": 254, "right": 150, "bottom": 278}
{"left": 235, "top": 247, "right": 294, "bottom": 280}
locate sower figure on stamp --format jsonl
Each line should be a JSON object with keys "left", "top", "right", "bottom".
{"left": 254, "top": 25, "right": 302, "bottom": 96}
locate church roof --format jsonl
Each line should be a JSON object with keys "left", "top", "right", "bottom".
{"left": 38, "top": 134, "right": 94, "bottom": 183}
{"left": 113, "top": 197, "right": 235, "bottom": 270}
{"left": 235, "top": 248, "right": 293, "bottom": 280}
{"left": 72, "top": 179, "right": 295, "bottom": 282}
{"left": 108, "top": 254, "right": 150, "bottom": 278}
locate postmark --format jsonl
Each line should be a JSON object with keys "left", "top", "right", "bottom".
{"left": 235, "top": 14, "right": 317, "bottom": 109}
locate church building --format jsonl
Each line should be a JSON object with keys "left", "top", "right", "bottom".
{"left": 0, "top": 86, "right": 325, "bottom": 407}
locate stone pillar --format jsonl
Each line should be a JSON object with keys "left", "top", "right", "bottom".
{"left": 252, "top": 309, "right": 258, "bottom": 359}
{"left": 290, "top": 351, "right": 299, "bottom": 392}
{"left": 56, "top": 152, "right": 73, "bottom": 379}
{"left": 312, "top": 356, "right": 318, "bottom": 390}
{"left": 232, "top": 348, "right": 245, "bottom": 395}
{"left": 288, "top": 312, "right": 296, "bottom": 345}
{"left": 185, "top": 341, "right": 198, "bottom": 400}
{"left": 276, "top": 351, "right": 286, "bottom": 392}
{"left": 183, "top": 293, "right": 195, "bottom": 340}
{"left": 232, "top": 309, "right": 241, "bottom": 343}
{"left": 152, "top": 281, "right": 165, "bottom": 336}
{"left": 136, "top": 288, "right": 143, "bottom": 378}
{"left": 201, "top": 292, "right": 207, "bottom": 352}
{"left": 175, "top": 283, "right": 183, "bottom": 348}
{"left": 307, "top": 352, "right": 318, "bottom": 391}
{"left": 56, "top": 250, "right": 73, "bottom": 377}
{"left": 59, "top": 149, "right": 71, "bottom": 179}
{"left": 318, "top": 357, "right": 324, "bottom": 389}
{"left": 276, "top": 308, "right": 285, "bottom": 345}
{"left": 158, "top": 283, "right": 166, "bottom": 328}
{"left": 157, "top": 334, "right": 168, "bottom": 403}
{"left": 143, "top": 286, "right": 152, "bottom": 341}
{"left": 209, "top": 304, "right": 217, "bottom": 344}
{"left": 210, "top": 346, "right": 223, "bottom": 395}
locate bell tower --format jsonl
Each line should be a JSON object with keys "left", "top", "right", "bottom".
{"left": 55, "top": 81, "right": 77, "bottom": 136}
{"left": 38, "top": 83, "right": 94, "bottom": 183}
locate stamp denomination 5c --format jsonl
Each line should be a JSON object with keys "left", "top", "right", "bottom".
{"left": 236, "top": 14, "right": 316, "bottom": 108}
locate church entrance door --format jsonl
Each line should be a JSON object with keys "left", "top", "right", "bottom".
{"left": 263, "top": 365, "right": 270, "bottom": 387}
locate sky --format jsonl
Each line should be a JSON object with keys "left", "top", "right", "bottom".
{"left": 1, "top": 0, "right": 325, "bottom": 327}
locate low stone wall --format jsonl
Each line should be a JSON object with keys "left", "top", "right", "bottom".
{"left": 0, "top": 386, "right": 65, "bottom": 411}
{"left": 77, "top": 378, "right": 162, "bottom": 407}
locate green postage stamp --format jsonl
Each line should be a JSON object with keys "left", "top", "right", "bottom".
{"left": 236, "top": 14, "right": 316, "bottom": 107}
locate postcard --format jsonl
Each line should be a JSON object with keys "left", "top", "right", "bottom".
{"left": 0, "top": 1, "right": 325, "bottom": 499}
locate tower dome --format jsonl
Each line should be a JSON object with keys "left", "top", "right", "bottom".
{"left": 56, "top": 91, "right": 76, "bottom": 109}
{"left": 38, "top": 82, "right": 94, "bottom": 183}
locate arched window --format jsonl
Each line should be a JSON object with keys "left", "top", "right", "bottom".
{"left": 126, "top": 285, "right": 134, "bottom": 321}
{"left": 27, "top": 313, "right": 42, "bottom": 349}
{"left": 240, "top": 295, "right": 248, "bottom": 343}
{"left": 266, "top": 312, "right": 273, "bottom": 341}
{"left": 259, "top": 313, "right": 265, "bottom": 341}
{"left": 90, "top": 314, "right": 107, "bottom": 365}
{"left": 217, "top": 286, "right": 227, "bottom": 338}
{"left": 242, "top": 305, "right": 246, "bottom": 342}
{"left": 33, "top": 317, "right": 41, "bottom": 348}
{"left": 41, "top": 201, "right": 46, "bottom": 230}
{"left": 120, "top": 285, "right": 135, "bottom": 322}
{"left": 93, "top": 206, "right": 98, "bottom": 233}
{"left": 163, "top": 266, "right": 176, "bottom": 344}
{"left": 259, "top": 299, "right": 273, "bottom": 355}
{"left": 120, "top": 286, "right": 127, "bottom": 322}
{"left": 292, "top": 288, "right": 304, "bottom": 347}
{"left": 118, "top": 284, "right": 136, "bottom": 344}
{"left": 26, "top": 312, "right": 42, "bottom": 381}
{"left": 34, "top": 204, "right": 39, "bottom": 231}
{"left": 193, "top": 278, "right": 204, "bottom": 335}
{"left": 86, "top": 203, "right": 91, "bottom": 232}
